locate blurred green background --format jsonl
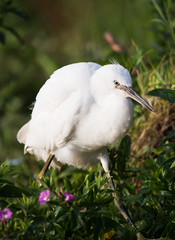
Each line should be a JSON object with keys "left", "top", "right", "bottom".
{"left": 0, "top": 0, "right": 174, "bottom": 178}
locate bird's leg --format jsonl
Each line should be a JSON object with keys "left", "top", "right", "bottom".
{"left": 37, "top": 154, "right": 55, "bottom": 185}
{"left": 107, "top": 172, "right": 138, "bottom": 231}
{"left": 100, "top": 153, "right": 137, "bottom": 231}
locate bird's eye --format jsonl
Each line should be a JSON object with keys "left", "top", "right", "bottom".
{"left": 114, "top": 80, "right": 120, "bottom": 87}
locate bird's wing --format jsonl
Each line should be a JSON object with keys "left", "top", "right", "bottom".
{"left": 24, "top": 91, "right": 83, "bottom": 153}
{"left": 17, "top": 62, "right": 101, "bottom": 159}
{"left": 32, "top": 62, "right": 101, "bottom": 117}
{"left": 17, "top": 121, "right": 30, "bottom": 144}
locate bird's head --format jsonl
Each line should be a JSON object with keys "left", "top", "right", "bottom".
{"left": 91, "top": 63, "right": 154, "bottom": 112}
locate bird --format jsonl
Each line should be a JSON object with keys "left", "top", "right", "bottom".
{"left": 17, "top": 61, "right": 154, "bottom": 229}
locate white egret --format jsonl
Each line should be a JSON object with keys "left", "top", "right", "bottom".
{"left": 17, "top": 62, "right": 154, "bottom": 230}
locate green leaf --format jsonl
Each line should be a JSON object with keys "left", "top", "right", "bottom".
{"left": 63, "top": 178, "right": 72, "bottom": 192}
{"left": 119, "top": 135, "right": 131, "bottom": 157}
{"left": 0, "top": 178, "right": 14, "bottom": 185}
{"left": 161, "top": 156, "right": 175, "bottom": 167}
{"left": 54, "top": 206, "right": 67, "bottom": 219}
{"left": 0, "top": 163, "right": 15, "bottom": 178}
{"left": 8, "top": 7, "right": 28, "bottom": 19}
{"left": 151, "top": 0, "right": 167, "bottom": 23}
{"left": 117, "top": 135, "right": 131, "bottom": 171}
{"left": 147, "top": 88, "right": 175, "bottom": 103}
{"left": 0, "top": 183, "right": 31, "bottom": 197}
{"left": 151, "top": 18, "right": 166, "bottom": 25}
{"left": 170, "top": 161, "right": 175, "bottom": 169}
{"left": 161, "top": 130, "right": 175, "bottom": 144}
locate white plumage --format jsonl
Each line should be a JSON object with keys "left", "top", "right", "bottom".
{"left": 17, "top": 62, "right": 153, "bottom": 172}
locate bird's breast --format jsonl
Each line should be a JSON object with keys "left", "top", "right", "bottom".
{"left": 75, "top": 96, "right": 134, "bottom": 149}
{"left": 102, "top": 98, "right": 134, "bottom": 145}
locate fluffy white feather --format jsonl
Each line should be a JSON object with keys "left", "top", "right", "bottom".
{"left": 17, "top": 62, "right": 135, "bottom": 169}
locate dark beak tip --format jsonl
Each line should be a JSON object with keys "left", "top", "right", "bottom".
{"left": 150, "top": 108, "right": 155, "bottom": 113}
{"left": 147, "top": 104, "right": 155, "bottom": 112}
{"left": 145, "top": 104, "right": 155, "bottom": 113}
{"left": 147, "top": 103, "right": 155, "bottom": 113}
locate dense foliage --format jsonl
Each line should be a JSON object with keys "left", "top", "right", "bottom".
{"left": 0, "top": 0, "right": 175, "bottom": 239}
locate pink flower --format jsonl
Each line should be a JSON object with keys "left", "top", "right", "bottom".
{"left": 39, "top": 190, "right": 50, "bottom": 204}
{"left": 64, "top": 192, "right": 76, "bottom": 202}
{"left": 0, "top": 208, "right": 13, "bottom": 222}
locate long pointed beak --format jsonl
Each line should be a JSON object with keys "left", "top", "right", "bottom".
{"left": 122, "top": 86, "right": 155, "bottom": 112}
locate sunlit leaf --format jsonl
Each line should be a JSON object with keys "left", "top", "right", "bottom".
{"left": 170, "top": 161, "right": 175, "bottom": 169}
